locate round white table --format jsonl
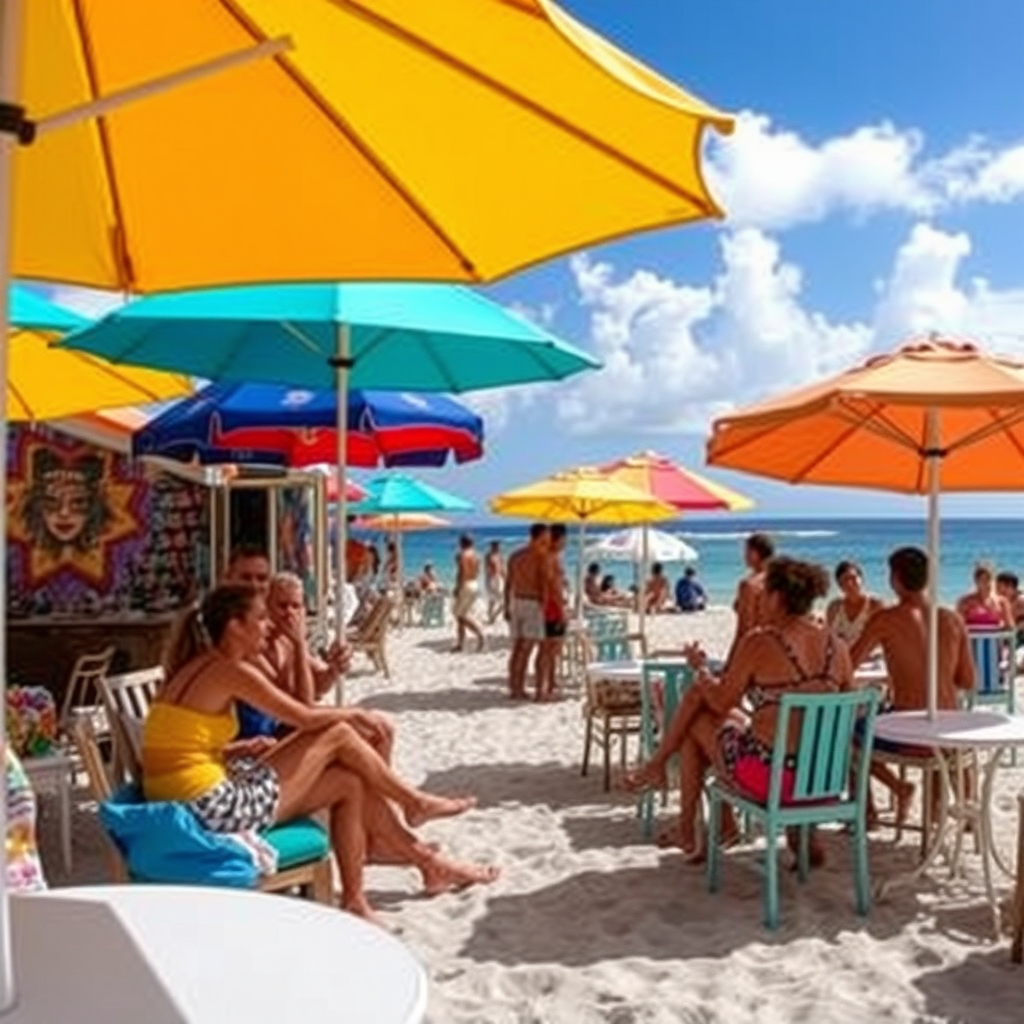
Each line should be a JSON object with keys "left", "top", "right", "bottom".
{"left": 4, "top": 885, "right": 427, "bottom": 1023}
{"left": 873, "top": 709, "right": 1024, "bottom": 937}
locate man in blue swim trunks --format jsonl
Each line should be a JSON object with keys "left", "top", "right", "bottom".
{"left": 849, "top": 546, "right": 974, "bottom": 822}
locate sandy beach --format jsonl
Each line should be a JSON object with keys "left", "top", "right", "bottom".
{"left": 51, "top": 606, "right": 1023, "bottom": 1024}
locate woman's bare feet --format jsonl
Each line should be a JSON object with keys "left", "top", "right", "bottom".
{"left": 405, "top": 794, "right": 477, "bottom": 828}
{"left": 622, "top": 761, "right": 668, "bottom": 793}
{"left": 420, "top": 853, "right": 500, "bottom": 895}
{"left": 342, "top": 896, "right": 385, "bottom": 928}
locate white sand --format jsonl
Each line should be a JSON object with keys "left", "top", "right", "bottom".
{"left": 54, "top": 607, "right": 1024, "bottom": 1023}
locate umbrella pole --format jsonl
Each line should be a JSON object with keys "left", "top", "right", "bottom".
{"left": 0, "top": 0, "right": 23, "bottom": 1010}
{"left": 638, "top": 524, "right": 649, "bottom": 640}
{"left": 925, "top": 409, "right": 941, "bottom": 721}
{"left": 315, "top": 473, "right": 328, "bottom": 641}
{"left": 332, "top": 323, "right": 352, "bottom": 706}
{"left": 576, "top": 521, "right": 587, "bottom": 617}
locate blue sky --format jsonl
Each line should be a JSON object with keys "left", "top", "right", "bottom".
{"left": 49, "top": 2, "right": 1024, "bottom": 520}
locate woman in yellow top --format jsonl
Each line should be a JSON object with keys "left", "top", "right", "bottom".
{"left": 144, "top": 583, "right": 496, "bottom": 920}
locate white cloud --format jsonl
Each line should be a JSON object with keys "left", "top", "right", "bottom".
{"left": 46, "top": 285, "right": 125, "bottom": 319}
{"left": 707, "top": 111, "right": 1024, "bottom": 229}
{"left": 555, "top": 222, "right": 1024, "bottom": 436}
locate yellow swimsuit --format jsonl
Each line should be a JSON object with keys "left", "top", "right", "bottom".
{"left": 142, "top": 703, "right": 237, "bottom": 803}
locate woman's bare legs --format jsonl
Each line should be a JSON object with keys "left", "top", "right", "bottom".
{"left": 273, "top": 762, "right": 370, "bottom": 918}
{"left": 362, "top": 794, "right": 500, "bottom": 894}
{"left": 625, "top": 684, "right": 707, "bottom": 790}
{"left": 266, "top": 722, "right": 474, "bottom": 828}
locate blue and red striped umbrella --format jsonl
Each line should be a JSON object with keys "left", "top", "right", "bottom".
{"left": 132, "top": 382, "right": 484, "bottom": 469}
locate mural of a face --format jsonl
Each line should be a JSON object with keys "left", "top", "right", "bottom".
{"left": 41, "top": 471, "right": 90, "bottom": 545}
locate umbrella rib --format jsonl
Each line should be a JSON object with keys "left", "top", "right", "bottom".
{"left": 69, "top": 0, "right": 136, "bottom": 290}
{"left": 337, "top": 0, "right": 724, "bottom": 215}
{"left": 217, "top": 0, "right": 481, "bottom": 278}
{"left": 68, "top": 349, "right": 185, "bottom": 402}
{"left": 7, "top": 377, "right": 32, "bottom": 420}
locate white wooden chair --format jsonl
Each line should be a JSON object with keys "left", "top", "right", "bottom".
{"left": 96, "top": 667, "right": 163, "bottom": 782}
{"left": 58, "top": 645, "right": 116, "bottom": 730}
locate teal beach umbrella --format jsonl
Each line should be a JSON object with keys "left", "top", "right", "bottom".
{"left": 350, "top": 474, "right": 475, "bottom": 515}
{"left": 59, "top": 282, "right": 598, "bottom": 647}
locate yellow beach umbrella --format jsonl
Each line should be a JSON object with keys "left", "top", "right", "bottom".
{"left": 9, "top": 327, "right": 191, "bottom": 421}
{"left": 9, "top": 286, "right": 190, "bottom": 420}
{"left": 11, "top": 0, "right": 733, "bottom": 293}
{"left": 491, "top": 466, "right": 678, "bottom": 525}
{"left": 491, "top": 467, "right": 676, "bottom": 613}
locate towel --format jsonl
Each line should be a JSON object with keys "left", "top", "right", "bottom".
{"left": 99, "top": 784, "right": 278, "bottom": 887}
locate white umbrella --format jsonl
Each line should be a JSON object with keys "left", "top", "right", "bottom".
{"left": 586, "top": 527, "right": 698, "bottom": 564}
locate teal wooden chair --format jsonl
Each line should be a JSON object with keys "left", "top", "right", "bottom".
{"left": 966, "top": 629, "right": 1016, "bottom": 713}
{"left": 707, "top": 688, "right": 879, "bottom": 929}
{"left": 585, "top": 610, "right": 629, "bottom": 640}
{"left": 72, "top": 718, "right": 334, "bottom": 904}
{"left": 419, "top": 591, "right": 447, "bottom": 628}
{"left": 637, "top": 660, "right": 694, "bottom": 837}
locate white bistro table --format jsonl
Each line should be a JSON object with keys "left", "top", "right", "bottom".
{"left": 873, "top": 709, "right": 1024, "bottom": 937}
{"left": 5, "top": 885, "right": 427, "bottom": 1024}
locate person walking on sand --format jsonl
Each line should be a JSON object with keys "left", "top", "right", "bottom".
{"left": 485, "top": 540, "right": 505, "bottom": 624}
{"left": 452, "top": 534, "right": 485, "bottom": 652}
{"left": 536, "top": 524, "right": 568, "bottom": 701}
{"left": 849, "top": 546, "right": 975, "bottom": 826}
{"left": 504, "top": 524, "right": 549, "bottom": 700}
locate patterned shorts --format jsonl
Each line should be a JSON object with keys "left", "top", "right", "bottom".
{"left": 189, "top": 757, "right": 280, "bottom": 834}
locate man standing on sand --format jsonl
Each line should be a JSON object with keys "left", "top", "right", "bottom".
{"left": 728, "top": 532, "right": 776, "bottom": 658}
{"left": 452, "top": 534, "right": 485, "bottom": 652}
{"left": 535, "top": 524, "right": 568, "bottom": 701}
{"left": 504, "top": 524, "right": 549, "bottom": 700}
{"left": 850, "top": 546, "right": 975, "bottom": 822}
{"left": 484, "top": 540, "right": 505, "bottom": 624}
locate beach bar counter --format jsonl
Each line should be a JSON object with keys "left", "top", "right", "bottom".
{"left": 5, "top": 422, "right": 210, "bottom": 708}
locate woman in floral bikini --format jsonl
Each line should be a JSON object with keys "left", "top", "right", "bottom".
{"left": 626, "top": 557, "right": 853, "bottom": 864}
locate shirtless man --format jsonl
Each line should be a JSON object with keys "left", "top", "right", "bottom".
{"left": 535, "top": 524, "right": 568, "bottom": 702}
{"left": 729, "top": 532, "right": 776, "bottom": 658}
{"left": 850, "top": 546, "right": 975, "bottom": 821}
{"left": 226, "top": 550, "right": 388, "bottom": 754}
{"left": 452, "top": 534, "right": 485, "bottom": 653}
{"left": 485, "top": 541, "right": 505, "bottom": 624}
{"left": 504, "top": 524, "right": 549, "bottom": 700}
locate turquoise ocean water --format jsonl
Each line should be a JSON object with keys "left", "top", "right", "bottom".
{"left": 356, "top": 518, "right": 1024, "bottom": 607}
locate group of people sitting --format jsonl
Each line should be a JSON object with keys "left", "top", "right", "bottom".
{"left": 583, "top": 561, "right": 709, "bottom": 614}
{"left": 626, "top": 532, "right": 977, "bottom": 865}
{"left": 140, "top": 546, "right": 498, "bottom": 923}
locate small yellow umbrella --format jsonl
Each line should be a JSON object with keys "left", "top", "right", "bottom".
{"left": 491, "top": 466, "right": 678, "bottom": 525}
{"left": 491, "top": 466, "right": 677, "bottom": 613}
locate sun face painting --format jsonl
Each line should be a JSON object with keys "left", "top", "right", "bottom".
{"left": 7, "top": 432, "right": 145, "bottom": 589}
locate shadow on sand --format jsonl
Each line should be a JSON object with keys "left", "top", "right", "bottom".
{"left": 422, "top": 760, "right": 602, "bottom": 812}
{"left": 360, "top": 686, "right": 524, "bottom": 716}
{"left": 459, "top": 855, "right": 916, "bottom": 966}
{"left": 915, "top": 946, "right": 1022, "bottom": 1024}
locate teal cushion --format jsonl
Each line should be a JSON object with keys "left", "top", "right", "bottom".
{"left": 264, "top": 817, "right": 330, "bottom": 870}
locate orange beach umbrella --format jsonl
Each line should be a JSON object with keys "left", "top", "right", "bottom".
{"left": 708, "top": 337, "right": 1024, "bottom": 715}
